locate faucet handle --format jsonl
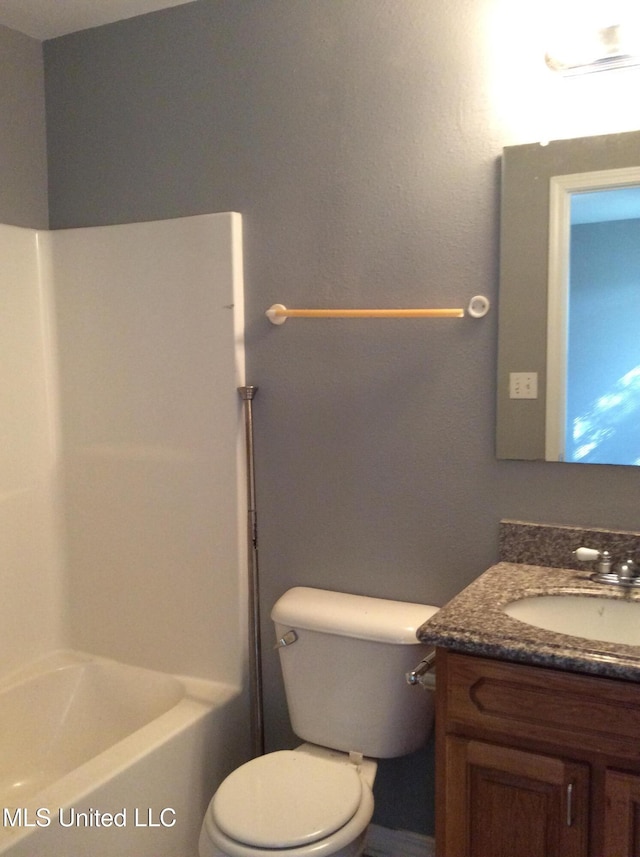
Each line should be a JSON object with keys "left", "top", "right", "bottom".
{"left": 574, "top": 547, "right": 603, "bottom": 562}
{"left": 573, "top": 546, "right": 614, "bottom": 580}
{"left": 615, "top": 557, "right": 638, "bottom": 583}
{"left": 573, "top": 546, "right": 640, "bottom": 586}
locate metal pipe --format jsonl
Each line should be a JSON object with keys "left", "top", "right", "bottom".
{"left": 238, "top": 385, "right": 264, "bottom": 757}
{"left": 406, "top": 650, "right": 436, "bottom": 686}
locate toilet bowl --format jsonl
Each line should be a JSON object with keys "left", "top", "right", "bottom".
{"left": 199, "top": 744, "right": 377, "bottom": 857}
{"left": 199, "top": 588, "right": 438, "bottom": 857}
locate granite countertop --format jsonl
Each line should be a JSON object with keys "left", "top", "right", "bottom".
{"left": 417, "top": 562, "right": 640, "bottom": 682}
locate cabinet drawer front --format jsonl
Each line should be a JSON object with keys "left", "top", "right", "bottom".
{"left": 441, "top": 651, "right": 640, "bottom": 757}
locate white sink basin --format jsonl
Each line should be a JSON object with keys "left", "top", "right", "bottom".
{"left": 503, "top": 594, "right": 640, "bottom": 646}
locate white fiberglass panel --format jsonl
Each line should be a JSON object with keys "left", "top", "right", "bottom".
{"left": 0, "top": 650, "right": 183, "bottom": 805}
{"left": 0, "top": 225, "right": 63, "bottom": 674}
{"left": 50, "top": 214, "right": 246, "bottom": 684}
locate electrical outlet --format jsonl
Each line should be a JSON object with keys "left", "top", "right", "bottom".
{"left": 509, "top": 372, "right": 538, "bottom": 399}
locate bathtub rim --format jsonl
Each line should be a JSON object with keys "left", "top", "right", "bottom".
{"left": 0, "top": 647, "right": 244, "bottom": 841}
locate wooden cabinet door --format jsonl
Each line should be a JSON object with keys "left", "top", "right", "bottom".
{"left": 441, "top": 736, "right": 589, "bottom": 857}
{"left": 604, "top": 769, "right": 640, "bottom": 856}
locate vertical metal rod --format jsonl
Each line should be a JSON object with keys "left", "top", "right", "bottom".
{"left": 238, "top": 385, "right": 264, "bottom": 757}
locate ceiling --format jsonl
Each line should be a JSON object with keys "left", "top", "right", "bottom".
{"left": 0, "top": 0, "right": 196, "bottom": 40}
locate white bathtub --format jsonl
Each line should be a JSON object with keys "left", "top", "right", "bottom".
{"left": 0, "top": 650, "right": 249, "bottom": 856}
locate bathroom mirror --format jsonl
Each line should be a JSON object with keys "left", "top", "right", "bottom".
{"left": 496, "top": 128, "right": 640, "bottom": 465}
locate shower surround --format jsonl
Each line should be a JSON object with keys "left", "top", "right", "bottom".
{"left": 0, "top": 213, "right": 250, "bottom": 854}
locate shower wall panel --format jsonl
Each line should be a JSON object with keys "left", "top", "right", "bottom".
{"left": 50, "top": 213, "right": 247, "bottom": 684}
{"left": 0, "top": 224, "right": 64, "bottom": 674}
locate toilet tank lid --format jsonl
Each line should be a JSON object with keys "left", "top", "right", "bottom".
{"left": 271, "top": 587, "right": 438, "bottom": 644}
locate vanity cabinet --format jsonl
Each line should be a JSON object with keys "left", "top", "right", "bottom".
{"left": 443, "top": 736, "right": 589, "bottom": 857}
{"left": 604, "top": 770, "right": 640, "bottom": 854}
{"left": 435, "top": 649, "right": 640, "bottom": 857}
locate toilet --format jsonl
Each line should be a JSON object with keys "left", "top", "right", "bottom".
{"left": 199, "top": 587, "right": 438, "bottom": 857}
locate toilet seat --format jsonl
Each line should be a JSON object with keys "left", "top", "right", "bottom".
{"left": 212, "top": 750, "right": 363, "bottom": 849}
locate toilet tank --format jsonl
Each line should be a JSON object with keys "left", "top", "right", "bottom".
{"left": 271, "top": 587, "right": 438, "bottom": 758}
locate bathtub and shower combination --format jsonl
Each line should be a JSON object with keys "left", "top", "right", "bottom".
{"left": 0, "top": 213, "right": 251, "bottom": 856}
{"left": 0, "top": 651, "right": 248, "bottom": 856}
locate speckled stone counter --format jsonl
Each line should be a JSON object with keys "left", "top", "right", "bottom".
{"left": 417, "top": 561, "right": 640, "bottom": 682}
{"left": 498, "top": 519, "right": 640, "bottom": 570}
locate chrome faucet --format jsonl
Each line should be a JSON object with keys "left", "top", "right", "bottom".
{"left": 574, "top": 546, "right": 639, "bottom": 586}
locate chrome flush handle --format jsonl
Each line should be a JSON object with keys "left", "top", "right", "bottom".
{"left": 274, "top": 630, "right": 298, "bottom": 650}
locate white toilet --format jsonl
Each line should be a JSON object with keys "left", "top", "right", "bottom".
{"left": 199, "top": 587, "right": 438, "bottom": 857}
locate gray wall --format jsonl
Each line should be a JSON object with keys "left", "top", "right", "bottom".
{"left": 0, "top": 24, "right": 47, "bottom": 228}
{"left": 41, "top": 0, "right": 640, "bottom": 836}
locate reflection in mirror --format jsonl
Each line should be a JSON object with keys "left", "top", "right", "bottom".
{"left": 546, "top": 169, "right": 640, "bottom": 464}
{"left": 497, "top": 129, "right": 640, "bottom": 466}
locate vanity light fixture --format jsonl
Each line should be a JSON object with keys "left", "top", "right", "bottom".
{"left": 546, "top": 21, "right": 640, "bottom": 74}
